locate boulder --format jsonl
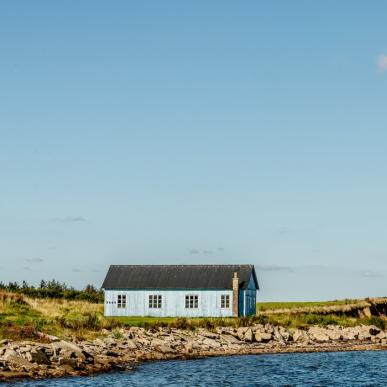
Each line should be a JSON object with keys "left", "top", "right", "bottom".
{"left": 375, "top": 331, "right": 387, "bottom": 340}
{"left": 244, "top": 329, "right": 253, "bottom": 342}
{"left": 221, "top": 334, "right": 240, "bottom": 344}
{"left": 198, "top": 329, "right": 218, "bottom": 339}
{"left": 236, "top": 327, "right": 249, "bottom": 340}
{"left": 368, "top": 326, "right": 381, "bottom": 336}
{"left": 327, "top": 330, "right": 342, "bottom": 341}
{"left": 25, "top": 348, "right": 50, "bottom": 365}
{"left": 184, "top": 341, "right": 194, "bottom": 353}
{"left": 254, "top": 332, "right": 272, "bottom": 343}
{"left": 3, "top": 355, "right": 35, "bottom": 371}
{"left": 125, "top": 339, "right": 138, "bottom": 350}
{"left": 202, "top": 338, "right": 221, "bottom": 348}
{"left": 53, "top": 341, "right": 84, "bottom": 357}
{"left": 308, "top": 327, "right": 330, "bottom": 343}
{"left": 155, "top": 344, "right": 176, "bottom": 354}
{"left": 341, "top": 328, "right": 358, "bottom": 341}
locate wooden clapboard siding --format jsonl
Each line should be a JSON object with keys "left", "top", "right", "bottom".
{"left": 104, "top": 289, "right": 234, "bottom": 317}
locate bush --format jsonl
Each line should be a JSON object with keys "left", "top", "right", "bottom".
{"left": 55, "top": 312, "right": 101, "bottom": 330}
{"left": 365, "top": 316, "right": 386, "bottom": 330}
{"left": 0, "top": 322, "right": 40, "bottom": 341}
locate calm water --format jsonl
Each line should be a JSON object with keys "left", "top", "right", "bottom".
{"left": 8, "top": 351, "right": 387, "bottom": 386}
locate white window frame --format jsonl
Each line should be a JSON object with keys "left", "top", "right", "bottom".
{"left": 220, "top": 294, "right": 230, "bottom": 308}
{"left": 149, "top": 294, "right": 162, "bottom": 309}
{"left": 117, "top": 294, "right": 127, "bottom": 308}
{"left": 185, "top": 294, "right": 199, "bottom": 309}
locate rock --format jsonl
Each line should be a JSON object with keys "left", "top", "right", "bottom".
{"left": 58, "top": 357, "right": 78, "bottom": 367}
{"left": 151, "top": 338, "right": 165, "bottom": 347}
{"left": 327, "top": 330, "right": 342, "bottom": 341}
{"left": 375, "top": 331, "right": 386, "bottom": 340}
{"left": 105, "top": 350, "right": 119, "bottom": 357}
{"left": 236, "top": 327, "right": 249, "bottom": 340}
{"left": 3, "top": 349, "right": 18, "bottom": 359}
{"left": 155, "top": 344, "right": 176, "bottom": 354}
{"left": 25, "top": 348, "right": 50, "bottom": 365}
{"left": 308, "top": 327, "right": 330, "bottom": 343}
{"left": 254, "top": 332, "right": 272, "bottom": 343}
{"left": 202, "top": 338, "right": 221, "bottom": 348}
{"left": 53, "top": 341, "right": 84, "bottom": 356}
{"left": 342, "top": 328, "right": 358, "bottom": 341}
{"left": 360, "top": 307, "right": 372, "bottom": 318}
{"left": 278, "top": 327, "right": 291, "bottom": 342}
{"left": 125, "top": 339, "right": 138, "bottom": 350}
{"left": 3, "top": 354, "right": 35, "bottom": 370}
{"left": 244, "top": 329, "right": 253, "bottom": 342}
{"left": 368, "top": 326, "right": 381, "bottom": 336}
{"left": 273, "top": 328, "right": 285, "bottom": 344}
{"left": 198, "top": 329, "right": 218, "bottom": 339}
{"left": 184, "top": 341, "right": 194, "bottom": 353}
{"left": 221, "top": 334, "right": 240, "bottom": 344}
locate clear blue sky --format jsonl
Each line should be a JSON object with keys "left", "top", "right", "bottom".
{"left": 1, "top": 1, "right": 387, "bottom": 300}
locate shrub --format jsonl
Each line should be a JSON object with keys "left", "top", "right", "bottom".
{"left": 0, "top": 322, "right": 40, "bottom": 341}
{"left": 365, "top": 316, "right": 386, "bottom": 330}
{"left": 173, "top": 317, "right": 189, "bottom": 330}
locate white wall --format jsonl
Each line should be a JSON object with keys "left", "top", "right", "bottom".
{"left": 104, "top": 289, "right": 234, "bottom": 317}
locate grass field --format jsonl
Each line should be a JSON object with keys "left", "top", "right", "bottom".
{"left": 1, "top": 291, "right": 386, "bottom": 341}
{"left": 256, "top": 299, "right": 358, "bottom": 312}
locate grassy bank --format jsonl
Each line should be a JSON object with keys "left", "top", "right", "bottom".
{"left": 1, "top": 291, "right": 386, "bottom": 342}
{"left": 256, "top": 300, "right": 356, "bottom": 312}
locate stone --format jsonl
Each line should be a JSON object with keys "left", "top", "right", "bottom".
{"left": 244, "top": 329, "right": 253, "bottom": 342}
{"left": 53, "top": 341, "right": 84, "bottom": 356}
{"left": 125, "top": 339, "right": 138, "bottom": 350}
{"left": 236, "top": 327, "right": 248, "bottom": 340}
{"left": 58, "top": 357, "right": 77, "bottom": 367}
{"left": 254, "top": 332, "right": 272, "bottom": 343}
{"left": 292, "top": 331, "right": 309, "bottom": 343}
{"left": 202, "top": 338, "right": 221, "bottom": 348}
{"left": 375, "top": 331, "right": 386, "bottom": 340}
{"left": 221, "top": 334, "right": 240, "bottom": 344}
{"left": 155, "top": 344, "right": 176, "bottom": 354}
{"left": 341, "top": 328, "right": 358, "bottom": 341}
{"left": 368, "top": 326, "right": 381, "bottom": 336}
{"left": 308, "top": 327, "right": 330, "bottom": 343}
{"left": 3, "top": 354, "right": 35, "bottom": 370}
{"left": 25, "top": 349, "right": 50, "bottom": 365}
{"left": 105, "top": 351, "right": 119, "bottom": 357}
{"left": 184, "top": 341, "right": 194, "bottom": 353}
{"left": 198, "top": 329, "right": 218, "bottom": 339}
{"left": 3, "top": 349, "right": 18, "bottom": 359}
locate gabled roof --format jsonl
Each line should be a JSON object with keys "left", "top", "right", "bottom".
{"left": 102, "top": 264, "right": 259, "bottom": 290}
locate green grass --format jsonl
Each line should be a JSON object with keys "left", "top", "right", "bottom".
{"left": 0, "top": 291, "right": 385, "bottom": 341}
{"left": 256, "top": 299, "right": 358, "bottom": 312}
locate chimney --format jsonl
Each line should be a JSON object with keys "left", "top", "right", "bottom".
{"left": 232, "top": 272, "right": 239, "bottom": 317}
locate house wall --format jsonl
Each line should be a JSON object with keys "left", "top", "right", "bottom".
{"left": 104, "top": 289, "right": 234, "bottom": 317}
{"left": 239, "top": 275, "right": 257, "bottom": 317}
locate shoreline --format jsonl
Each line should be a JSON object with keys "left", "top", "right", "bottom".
{"left": 1, "top": 324, "right": 387, "bottom": 382}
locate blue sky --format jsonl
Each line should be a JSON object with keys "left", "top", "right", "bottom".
{"left": 1, "top": 1, "right": 387, "bottom": 300}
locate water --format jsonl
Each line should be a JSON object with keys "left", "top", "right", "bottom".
{"left": 8, "top": 351, "right": 387, "bottom": 386}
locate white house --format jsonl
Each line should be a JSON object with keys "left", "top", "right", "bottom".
{"left": 102, "top": 264, "right": 259, "bottom": 317}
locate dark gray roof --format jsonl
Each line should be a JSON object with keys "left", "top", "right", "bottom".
{"left": 102, "top": 265, "right": 259, "bottom": 290}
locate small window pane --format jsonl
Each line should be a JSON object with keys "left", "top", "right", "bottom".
{"left": 185, "top": 295, "right": 199, "bottom": 309}
{"left": 149, "top": 294, "right": 162, "bottom": 309}
{"left": 117, "top": 294, "right": 126, "bottom": 308}
{"left": 221, "top": 295, "right": 230, "bottom": 308}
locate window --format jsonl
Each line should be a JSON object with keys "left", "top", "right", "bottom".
{"left": 117, "top": 294, "right": 126, "bottom": 308}
{"left": 221, "top": 294, "right": 230, "bottom": 308}
{"left": 149, "top": 294, "right": 162, "bottom": 309}
{"left": 185, "top": 295, "right": 199, "bottom": 309}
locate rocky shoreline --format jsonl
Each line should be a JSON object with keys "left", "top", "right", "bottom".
{"left": 1, "top": 324, "right": 387, "bottom": 382}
